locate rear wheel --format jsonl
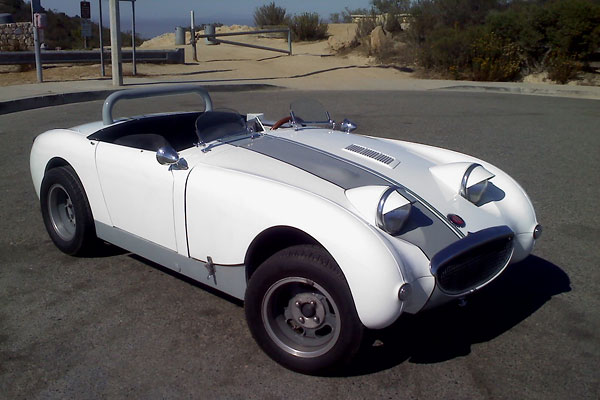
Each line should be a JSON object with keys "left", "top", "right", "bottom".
{"left": 245, "top": 245, "right": 364, "bottom": 374}
{"left": 40, "top": 166, "right": 97, "bottom": 255}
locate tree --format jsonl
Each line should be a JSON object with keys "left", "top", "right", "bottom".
{"left": 371, "top": 0, "right": 412, "bottom": 14}
{"left": 253, "top": 2, "right": 289, "bottom": 27}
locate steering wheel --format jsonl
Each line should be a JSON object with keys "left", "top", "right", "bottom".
{"left": 270, "top": 116, "right": 292, "bottom": 130}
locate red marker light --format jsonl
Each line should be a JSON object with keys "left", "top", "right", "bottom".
{"left": 448, "top": 214, "right": 465, "bottom": 227}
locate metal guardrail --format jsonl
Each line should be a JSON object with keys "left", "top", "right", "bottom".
{"left": 0, "top": 48, "right": 185, "bottom": 65}
{"left": 196, "top": 28, "right": 292, "bottom": 55}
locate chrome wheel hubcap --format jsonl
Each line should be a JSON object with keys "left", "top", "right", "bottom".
{"left": 48, "top": 184, "right": 76, "bottom": 241}
{"left": 261, "top": 277, "right": 340, "bottom": 358}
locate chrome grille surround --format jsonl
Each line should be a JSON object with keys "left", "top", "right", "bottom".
{"left": 430, "top": 226, "right": 514, "bottom": 296}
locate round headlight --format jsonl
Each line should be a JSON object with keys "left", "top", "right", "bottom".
{"left": 376, "top": 187, "right": 412, "bottom": 236}
{"left": 465, "top": 179, "right": 488, "bottom": 204}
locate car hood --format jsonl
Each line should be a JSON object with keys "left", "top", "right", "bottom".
{"left": 264, "top": 128, "right": 533, "bottom": 233}
{"left": 196, "top": 126, "right": 536, "bottom": 247}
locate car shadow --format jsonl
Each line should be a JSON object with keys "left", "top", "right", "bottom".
{"left": 127, "top": 254, "right": 245, "bottom": 306}
{"left": 80, "top": 241, "right": 128, "bottom": 258}
{"left": 341, "top": 255, "right": 571, "bottom": 376}
{"left": 84, "top": 243, "right": 244, "bottom": 304}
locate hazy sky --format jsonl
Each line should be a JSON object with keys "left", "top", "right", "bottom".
{"left": 39, "top": 0, "right": 372, "bottom": 37}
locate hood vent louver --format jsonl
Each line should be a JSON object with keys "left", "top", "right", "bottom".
{"left": 344, "top": 144, "right": 399, "bottom": 168}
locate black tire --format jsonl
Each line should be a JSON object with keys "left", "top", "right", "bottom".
{"left": 245, "top": 244, "right": 364, "bottom": 374}
{"left": 40, "top": 166, "right": 97, "bottom": 256}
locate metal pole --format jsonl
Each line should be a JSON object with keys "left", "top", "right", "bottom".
{"left": 190, "top": 10, "right": 197, "bottom": 62}
{"left": 288, "top": 29, "right": 292, "bottom": 56}
{"left": 109, "top": 0, "right": 123, "bottom": 86}
{"left": 131, "top": 0, "right": 136, "bottom": 75}
{"left": 99, "top": 0, "right": 105, "bottom": 76}
{"left": 30, "top": 4, "right": 42, "bottom": 82}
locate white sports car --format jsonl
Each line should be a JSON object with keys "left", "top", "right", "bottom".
{"left": 30, "top": 85, "right": 541, "bottom": 374}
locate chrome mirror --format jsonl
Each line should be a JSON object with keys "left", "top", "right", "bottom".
{"left": 340, "top": 119, "right": 357, "bottom": 133}
{"left": 156, "top": 146, "right": 179, "bottom": 165}
{"left": 156, "top": 146, "right": 188, "bottom": 170}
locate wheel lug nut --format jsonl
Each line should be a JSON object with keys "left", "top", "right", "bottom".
{"left": 298, "top": 317, "right": 305, "bottom": 323}
{"left": 310, "top": 301, "right": 316, "bottom": 306}
{"left": 313, "top": 317, "right": 319, "bottom": 323}
{"left": 295, "top": 301, "right": 301, "bottom": 307}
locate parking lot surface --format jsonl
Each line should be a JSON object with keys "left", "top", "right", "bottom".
{"left": 1, "top": 89, "right": 598, "bottom": 399}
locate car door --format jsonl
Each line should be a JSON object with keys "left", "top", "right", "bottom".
{"left": 95, "top": 142, "right": 179, "bottom": 251}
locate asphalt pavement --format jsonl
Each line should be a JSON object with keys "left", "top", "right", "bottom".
{"left": 1, "top": 75, "right": 600, "bottom": 116}
{"left": 0, "top": 89, "right": 598, "bottom": 399}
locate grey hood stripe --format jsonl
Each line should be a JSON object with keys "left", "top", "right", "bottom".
{"left": 233, "top": 135, "right": 390, "bottom": 189}
{"left": 232, "top": 134, "right": 462, "bottom": 258}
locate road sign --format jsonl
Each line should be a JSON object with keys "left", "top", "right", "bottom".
{"left": 32, "top": 0, "right": 42, "bottom": 13}
{"left": 34, "top": 13, "right": 47, "bottom": 29}
{"left": 81, "top": 20, "right": 92, "bottom": 37}
{"left": 80, "top": 1, "right": 91, "bottom": 19}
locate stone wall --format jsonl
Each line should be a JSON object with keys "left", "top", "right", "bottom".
{"left": 0, "top": 22, "right": 34, "bottom": 51}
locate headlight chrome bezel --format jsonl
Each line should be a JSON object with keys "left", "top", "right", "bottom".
{"left": 376, "top": 187, "right": 412, "bottom": 236}
{"left": 460, "top": 163, "right": 493, "bottom": 204}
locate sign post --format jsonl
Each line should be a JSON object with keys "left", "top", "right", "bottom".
{"left": 131, "top": 0, "right": 136, "bottom": 75}
{"left": 31, "top": 0, "right": 42, "bottom": 82}
{"left": 80, "top": 1, "right": 91, "bottom": 48}
{"left": 109, "top": 0, "right": 123, "bottom": 86}
{"left": 190, "top": 10, "right": 197, "bottom": 62}
{"left": 98, "top": 0, "right": 105, "bottom": 76}
{"left": 119, "top": 0, "right": 137, "bottom": 76}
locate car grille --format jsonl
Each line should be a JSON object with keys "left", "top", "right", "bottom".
{"left": 430, "top": 226, "right": 514, "bottom": 295}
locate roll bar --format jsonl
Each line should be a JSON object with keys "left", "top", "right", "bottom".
{"left": 102, "top": 85, "right": 214, "bottom": 125}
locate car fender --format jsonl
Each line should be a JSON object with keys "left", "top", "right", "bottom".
{"left": 185, "top": 163, "right": 412, "bottom": 329}
{"left": 30, "top": 129, "right": 112, "bottom": 226}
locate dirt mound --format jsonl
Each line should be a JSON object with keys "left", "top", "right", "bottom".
{"left": 140, "top": 32, "right": 181, "bottom": 49}
{"left": 216, "top": 25, "right": 254, "bottom": 33}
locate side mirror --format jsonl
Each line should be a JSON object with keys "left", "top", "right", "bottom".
{"left": 156, "top": 145, "right": 179, "bottom": 165}
{"left": 156, "top": 146, "right": 188, "bottom": 170}
{"left": 340, "top": 119, "right": 357, "bottom": 133}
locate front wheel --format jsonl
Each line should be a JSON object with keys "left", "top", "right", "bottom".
{"left": 245, "top": 245, "right": 364, "bottom": 374}
{"left": 40, "top": 166, "right": 97, "bottom": 255}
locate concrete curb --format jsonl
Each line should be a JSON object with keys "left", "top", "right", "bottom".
{"left": 439, "top": 84, "right": 600, "bottom": 99}
{"left": 1, "top": 80, "right": 598, "bottom": 116}
{"left": 0, "top": 90, "right": 116, "bottom": 115}
{"left": 0, "top": 83, "right": 279, "bottom": 115}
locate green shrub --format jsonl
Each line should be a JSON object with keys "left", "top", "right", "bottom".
{"left": 253, "top": 2, "right": 289, "bottom": 27}
{"left": 356, "top": 14, "right": 378, "bottom": 39}
{"left": 544, "top": 0, "right": 600, "bottom": 63}
{"left": 372, "top": 0, "right": 411, "bottom": 14}
{"left": 408, "top": 0, "right": 600, "bottom": 82}
{"left": 290, "top": 13, "right": 328, "bottom": 41}
{"left": 486, "top": 6, "right": 549, "bottom": 69}
{"left": 384, "top": 14, "right": 403, "bottom": 33}
{"left": 470, "top": 32, "right": 522, "bottom": 81}
{"left": 420, "top": 26, "right": 479, "bottom": 74}
{"left": 418, "top": 25, "right": 522, "bottom": 81}
{"left": 486, "top": 0, "right": 600, "bottom": 72}
{"left": 371, "top": 0, "right": 409, "bottom": 33}
{"left": 341, "top": 7, "right": 371, "bottom": 23}
{"left": 547, "top": 51, "right": 582, "bottom": 83}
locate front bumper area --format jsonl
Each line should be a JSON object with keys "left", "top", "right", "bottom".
{"left": 430, "top": 225, "right": 514, "bottom": 296}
